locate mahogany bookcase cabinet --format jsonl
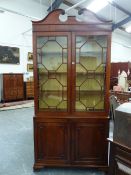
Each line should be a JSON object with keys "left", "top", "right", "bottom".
{"left": 32, "top": 9, "right": 112, "bottom": 171}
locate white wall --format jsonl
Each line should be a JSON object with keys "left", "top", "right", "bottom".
{"left": 0, "top": 11, "right": 33, "bottom": 80}
{"left": 0, "top": 2, "right": 131, "bottom": 78}
{"left": 0, "top": 0, "right": 48, "bottom": 80}
{"left": 111, "top": 30, "right": 131, "bottom": 62}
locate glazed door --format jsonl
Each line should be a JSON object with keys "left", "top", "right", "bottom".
{"left": 70, "top": 33, "right": 109, "bottom": 165}
{"left": 35, "top": 32, "right": 71, "bottom": 114}
{"left": 35, "top": 32, "right": 109, "bottom": 114}
{"left": 71, "top": 33, "right": 109, "bottom": 113}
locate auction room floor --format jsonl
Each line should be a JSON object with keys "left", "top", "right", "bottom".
{"left": 0, "top": 106, "right": 112, "bottom": 175}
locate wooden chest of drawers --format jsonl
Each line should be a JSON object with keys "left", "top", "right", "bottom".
{"left": 25, "top": 81, "right": 34, "bottom": 99}
{"left": 0, "top": 74, "right": 24, "bottom": 102}
{"left": 108, "top": 139, "right": 131, "bottom": 175}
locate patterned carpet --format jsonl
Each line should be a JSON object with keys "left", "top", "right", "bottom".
{"left": 0, "top": 100, "right": 34, "bottom": 111}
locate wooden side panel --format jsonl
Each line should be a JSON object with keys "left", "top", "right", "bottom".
{"left": 72, "top": 119, "right": 108, "bottom": 166}
{"left": 108, "top": 140, "right": 131, "bottom": 175}
{"left": 34, "top": 118, "right": 70, "bottom": 165}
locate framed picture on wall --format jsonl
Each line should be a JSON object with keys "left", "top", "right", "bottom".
{"left": 28, "top": 52, "right": 33, "bottom": 61}
{"left": 27, "top": 64, "right": 33, "bottom": 72}
{"left": 0, "top": 45, "right": 20, "bottom": 64}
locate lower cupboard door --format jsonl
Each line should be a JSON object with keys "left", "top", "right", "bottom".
{"left": 35, "top": 121, "right": 70, "bottom": 164}
{"left": 72, "top": 121, "right": 108, "bottom": 166}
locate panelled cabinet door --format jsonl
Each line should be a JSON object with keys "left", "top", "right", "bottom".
{"left": 34, "top": 119, "right": 70, "bottom": 164}
{"left": 71, "top": 120, "right": 108, "bottom": 165}
{"left": 3, "top": 74, "right": 24, "bottom": 101}
{"left": 12, "top": 75, "right": 18, "bottom": 97}
{"left": 3, "top": 74, "right": 14, "bottom": 100}
{"left": 16, "top": 75, "right": 24, "bottom": 99}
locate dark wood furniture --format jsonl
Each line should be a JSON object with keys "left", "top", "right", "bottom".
{"left": 110, "top": 91, "right": 131, "bottom": 104}
{"left": 108, "top": 139, "right": 131, "bottom": 175}
{"left": 0, "top": 73, "right": 24, "bottom": 102}
{"left": 32, "top": 9, "right": 112, "bottom": 171}
{"left": 25, "top": 81, "right": 34, "bottom": 99}
{"left": 108, "top": 103, "right": 131, "bottom": 175}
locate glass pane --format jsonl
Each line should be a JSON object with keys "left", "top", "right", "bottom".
{"left": 37, "top": 36, "right": 68, "bottom": 111}
{"left": 37, "top": 37, "right": 48, "bottom": 48}
{"left": 75, "top": 35, "right": 107, "bottom": 111}
{"left": 63, "top": 49, "right": 67, "bottom": 63}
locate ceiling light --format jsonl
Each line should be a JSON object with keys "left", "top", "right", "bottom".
{"left": 87, "top": 0, "right": 112, "bottom": 13}
{"left": 125, "top": 25, "right": 131, "bottom": 33}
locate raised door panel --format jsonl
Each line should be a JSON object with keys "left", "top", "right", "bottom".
{"left": 17, "top": 91, "right": 24, "bottom": 99}
{"left": 10, "top": 75, "right": 18, "bottom": 98}
{"left": 3, "top": 74, "right": 16, "bottom": 100}
{"left": 3, "top": 74, "right": 24, "bottom": 101}
{"left": 34, "top": 119, "right": 70, "bottom": 165}
{"left": 16, "top": 75, "right": 24, "bottom": 99}
{"left": 72, "top": 120, "right": 108, "bottom": 166}
{"left": 3, "top": 75, "right": 10, "bottom": 100}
